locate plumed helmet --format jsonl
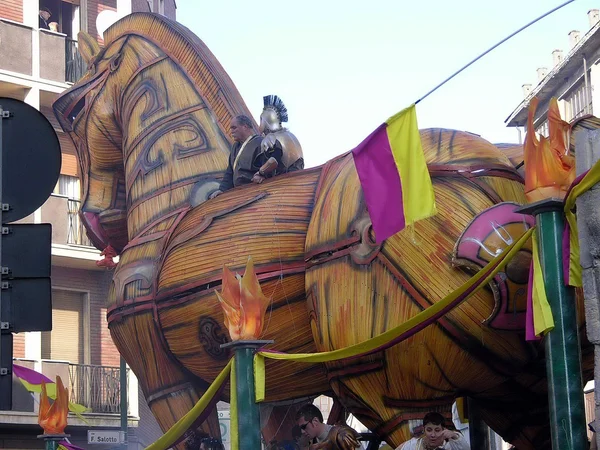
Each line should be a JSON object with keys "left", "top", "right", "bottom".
{"left": 260, "top": 95, "right": 288, "bottom": 133}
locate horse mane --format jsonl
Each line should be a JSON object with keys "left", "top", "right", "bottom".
{"left": 103, "top": 12, "right": 255, "bottom": 140}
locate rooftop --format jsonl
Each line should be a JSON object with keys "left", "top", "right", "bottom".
{"left": 505, "top": 17, "right": 600, "bottom": 128}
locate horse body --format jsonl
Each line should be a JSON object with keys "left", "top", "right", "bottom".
{"left": 53, "top": 13, "right": 567, "bottom": 449}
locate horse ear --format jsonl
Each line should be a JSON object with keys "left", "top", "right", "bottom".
{"left": 77, "top": 31, "right": 101, "bottom": 65}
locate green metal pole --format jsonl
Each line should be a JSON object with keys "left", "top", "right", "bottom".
{"left": 38, "top": 435, "right": 69, "bottom": 450}
{"left": 120, "top": 356, "right": 128, "bottom": 449}
{"left": 522, "top": 199, "right": 587, "bottom": 450}
{"left": 44, "top": 440, "right": 58, "bottom": 450}
{"left": 222, "top": 340, "right": 273, "bottom": 450}
{"left": 235, "top": 346, "right": 261, "bottom": 450}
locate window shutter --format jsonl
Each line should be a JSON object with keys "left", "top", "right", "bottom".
{"left": 41, "top": 290, "right": 84, "bottom": 363}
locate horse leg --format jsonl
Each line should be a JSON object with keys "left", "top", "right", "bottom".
{"left": 471, "top": 371, "right": 552, "bottom": 450}
{"left": 110, "top": 311, "right": 221, "bottom": 447}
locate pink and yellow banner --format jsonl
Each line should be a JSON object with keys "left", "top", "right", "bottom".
{"left": 525, "top": 231, "right": 554, "bottom": 341}
{"left": 12, "top": 364, "right": 89, "bottom": 417}
{"left": 352, "top": 104, "right": 437, "bottom": 243}
{"left": 563, "top": 158, "right": 600, "bottom": 287}
{"left": 58, "top": 442, "right": 86, "bottom": 450}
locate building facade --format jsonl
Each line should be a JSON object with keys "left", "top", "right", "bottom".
{"left": 506, "top": 9, "right": 600, "bottom": 138}
{"left": 0, "top": 0, "right": 175, "bottom": 448}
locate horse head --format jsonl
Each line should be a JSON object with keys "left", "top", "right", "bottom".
{"left": 53, "top": 13, "right": 255, "bottom": 253}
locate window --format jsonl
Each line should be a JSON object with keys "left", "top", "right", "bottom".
{"left": 563, "top": 79, "right": 592, "bottom": 122}
{"left": 158, "top": 0, "right": 165, "bottom": 15}
{"left": 41, "top": 289, "right": 85, "bottom": 363}
{"left": 535, "top": 120, "right": 549, "bottom": 138}
{"left": 54, "top": 174, "right": 80, "bottom": 200}
{"left": 39, "top": 0, "right": 78, "bottom": 38}
{"left": 314, "top": 395, "right": 334, "bottom": 422}
{"left": 54, "top": 175, "right": 91, "bottom": 246}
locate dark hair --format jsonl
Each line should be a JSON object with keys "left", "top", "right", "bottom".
{"left": 40, "top": 7, "right": 52, "bottom": 14}
{"left": 295, "top": 404, "right": 324, "bottom": 423}
{"left": 422, "top": 412, "right": 445, "bottom": 428}
{"left": 184, "top": 431, "right": 209, "bottom": 450}
{"left": 233, "top": 114, "right": 253, "bottom": 129}
{"left": 200, "top": 438, "right": 225, "bottom": 450}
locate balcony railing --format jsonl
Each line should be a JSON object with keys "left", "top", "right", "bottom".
{"left": 68, "top": 363, "right": 129, "bottom": 414}
{"left": 67, "top": 199, "right": 93, "bottom": 247}
{"left": 66, "top": 38, "right": 85, "bottom": 83}
{"left": 12, "top": 359, "right": 129, "bottom": 415}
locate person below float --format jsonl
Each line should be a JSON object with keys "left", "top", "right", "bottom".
{"left": 396, "top": 412, "right": 469, "bottom": 450}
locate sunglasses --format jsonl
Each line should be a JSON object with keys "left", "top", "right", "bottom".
{"left": 300, "top": 421, "right": 311, "bottom": 431}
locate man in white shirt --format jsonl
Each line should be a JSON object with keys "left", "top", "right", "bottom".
{"left": 396, "top": 412, "right": 469, "bottom": 450}
{"left": 295, "top": 404, "right": 333, "bottom": 445}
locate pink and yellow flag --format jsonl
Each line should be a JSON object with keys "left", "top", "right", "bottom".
{"left": 525, "top": 231, "right": 554, "bottom": 340}
{"left": 12, "top": 364, "right": 89, "bottom": 417}
{"left": 352, "top": 104, "right": 436, "bottom": 243}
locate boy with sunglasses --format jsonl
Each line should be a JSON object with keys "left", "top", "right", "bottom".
{"left": 296, "top": 404, "right": 333, "bottom": 445}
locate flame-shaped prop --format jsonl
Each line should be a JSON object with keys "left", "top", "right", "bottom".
{"left": 524, "top": 97, "right": 575, "bottom": 202}
{"left": 216, "top": 256, "right": 271, "bottom": 341}
{"left": 38, "top": 376, "right": 69, "bottom": 435}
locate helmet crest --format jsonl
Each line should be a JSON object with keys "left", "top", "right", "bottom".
{"left": 262, "top": 95, "right": 288, "bottom": 123}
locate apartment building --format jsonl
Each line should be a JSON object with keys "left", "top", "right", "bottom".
{"left": 0, "top": 0, "right": 175, "bottom": 448}
{"left": 506, "top": 9, "right": 600, "bottom": 137}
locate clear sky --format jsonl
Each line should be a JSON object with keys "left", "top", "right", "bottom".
{"left": 176, "top": 0, "right": 599, "bottom": 167}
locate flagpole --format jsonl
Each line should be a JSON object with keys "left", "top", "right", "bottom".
{"left": 414, "top": 0, "right": 577, "bottom": 105}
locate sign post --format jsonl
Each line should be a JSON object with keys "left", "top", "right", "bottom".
{"left": 0, "top": 97, "right": 61, "bottom": 411}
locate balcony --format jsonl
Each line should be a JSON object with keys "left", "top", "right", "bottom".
{"left": 39, "top": 195, "right": 93, "bottom": 247}
{"left": 0, "top": 19, "right": 33, "bottom": 76}
{"left": 69, "top": 363, "right": 126, "bottom": 414}
{"left": 6, "top": 359, "right": 134, "bottom": 427}
{"left": 0, "top": 19, "right": 83, "bottom": 85}
{"left": 39, "top": 29, "right": 67, "bottom": 82}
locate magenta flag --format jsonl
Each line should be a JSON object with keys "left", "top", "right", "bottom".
{"left": 351, "top": 105, "right": 436, "bottom": 243}
{"left": 13, "top": 363, "right": 53, "bottom": 384}
{"left": 352, "top": 124, "right": 405, "bottom": 242}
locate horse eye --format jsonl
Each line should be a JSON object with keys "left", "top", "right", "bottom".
{"left": 68, "top": 96, "right": 86, "bottom": 123}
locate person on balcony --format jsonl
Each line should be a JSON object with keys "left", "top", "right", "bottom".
{"left": 39, "top": 7, "right": 52, "bottom": 30}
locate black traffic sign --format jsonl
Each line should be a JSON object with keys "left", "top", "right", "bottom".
{"left": 0, "top": 97, "right": 61, "bottom": 222}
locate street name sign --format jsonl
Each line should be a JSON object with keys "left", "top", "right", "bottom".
{"left": 88, "top": 430, "right": 122, "bottom": 444}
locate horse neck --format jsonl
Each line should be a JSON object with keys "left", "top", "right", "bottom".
{"left": 118, "top": 72, "right": 230, "bottom": 240}
{"left": 122, "top": 128, "right": 228, "bottom": 239}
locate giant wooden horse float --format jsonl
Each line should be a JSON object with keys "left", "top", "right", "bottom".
{"left": 53, "top": 13, "right": 592, "bottom": 449}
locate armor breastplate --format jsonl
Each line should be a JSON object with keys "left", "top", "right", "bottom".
{"left": 268, "top": 129, "right": 303, "bottom": 168}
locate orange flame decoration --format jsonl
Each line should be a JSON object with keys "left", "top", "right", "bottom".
{"left": 524, "top": 97, "right": 575, "bottom": 202}
{"left": 38, "top": 376, "right": 69, "bottom": 435}
{"left": 216, "top": 257, "right": 271, "bottom": 341}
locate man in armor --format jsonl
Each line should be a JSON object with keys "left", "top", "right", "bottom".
{"left": 210, "top": 114, "right": 278, "bottom": 198}
{"left": 210, "top": 95, "right": 304, "bottom": 198}
{"left": 254, "top": 95, "right": 304, "bottom": 184}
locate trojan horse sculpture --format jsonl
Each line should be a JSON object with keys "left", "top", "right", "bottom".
{"left": 53, "top": 13, "right": 589, "bottom": 449}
